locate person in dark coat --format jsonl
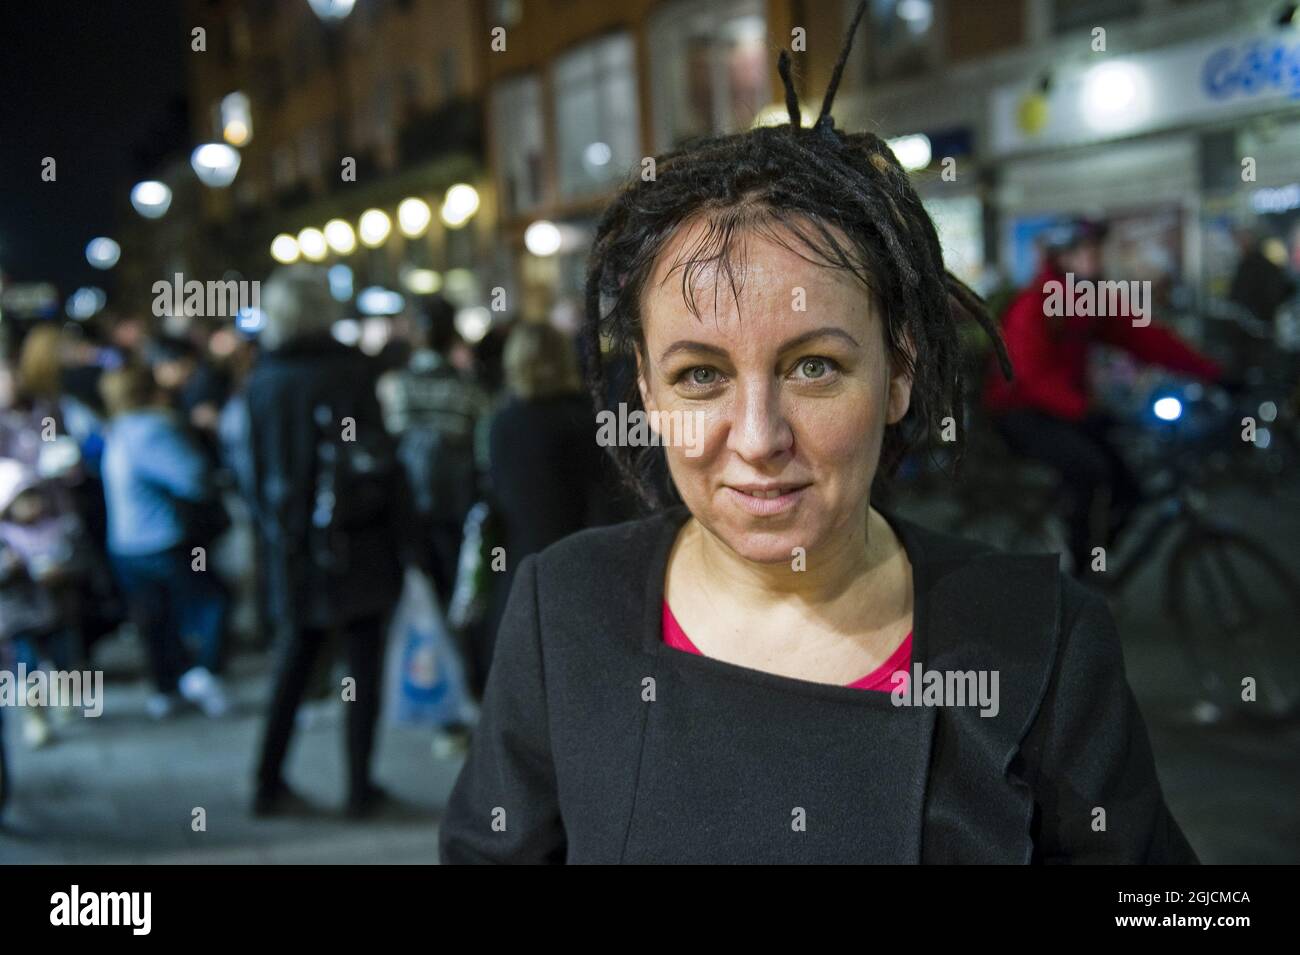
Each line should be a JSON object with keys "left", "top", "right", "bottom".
{"left": 474, "top": 322, "right": 607, "bottom": 695}
{"left": 1228, "top": 227, "right": 1296, "bottom": 329}
{"left": 438, "top": 10, "right": 1198, "bottom": 864}
{"left": 378, "top": 297, "right": 488, "bottom": 606}
{"left": 244, "top": 265, "right": 404, "bottom": 818}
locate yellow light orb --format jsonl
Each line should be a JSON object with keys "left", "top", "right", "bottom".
{"left": 440, "top": 184, "right": 480, "bottom": 228}
{"left": 270, "top": 234, "right": 300, "bottom": 264}
{"left": 358, "top": 208, "right": 392, "bottom": 248}
{"left": 397, "top": 197, "right": 433, "bottom": 238}
{"left": 297, "top": 227, "right": 327, "bottom": 262}
{"left": 324, "top": 218, "right": 357, "bottom": 255}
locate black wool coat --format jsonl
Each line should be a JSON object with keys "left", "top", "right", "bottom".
{"left": 439, "top": 505, "right": 1199, "bottom": 864}
{"left": 244, "top": 335, "right": 403, "bottom": 630}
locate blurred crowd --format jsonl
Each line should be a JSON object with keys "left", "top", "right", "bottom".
{"left": 0, "top": 264, "right": 632, "bottom": 818}
{"left": 1, "top": 221, "right": 1296, "bottom": 818}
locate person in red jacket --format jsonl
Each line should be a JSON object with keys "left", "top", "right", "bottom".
{"left": 983, "top": 220, "right": 1224, "bottom": 575}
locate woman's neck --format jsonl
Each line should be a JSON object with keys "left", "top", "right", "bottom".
{"left": 680, "top": 505, "right": 899, "bottom": 610}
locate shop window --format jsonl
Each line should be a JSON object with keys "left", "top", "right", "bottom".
{"left": 1051, "top": 0, "right": 1139, "bottom": 34}
{"left": 866, "top": 0, "right": 937, "bottom": 81}
{"left": 491, "top": 0, "right": 524, "bottom": 28}
{"left": 492, "top": 73, "right": 545, "bottom": 216}
{"left": 554, "top": 33, "right": 641, "bottom": 199}
{"left": 649, "top": 0, "right": 766, "bottom": 151}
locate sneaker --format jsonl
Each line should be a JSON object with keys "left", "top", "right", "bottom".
{"left": 178, "top": 666, "right": 230, "bottom": 718}
{"left": 146, "top": 692, "right": 182, "bottom": 720}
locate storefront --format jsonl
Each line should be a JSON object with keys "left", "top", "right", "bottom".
{"left": 988, "top": 25, "right": 1300, "bottom": 300}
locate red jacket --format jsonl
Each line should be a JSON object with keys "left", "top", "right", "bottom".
{"left": 983, "top": 267, "right": 1223, "bottom": 421}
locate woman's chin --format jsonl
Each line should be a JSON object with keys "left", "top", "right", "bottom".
{"left": 710, "top": 524, "right": 821, "bottom": 566}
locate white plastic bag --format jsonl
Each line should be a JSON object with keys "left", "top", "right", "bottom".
{"left": 385, "top": 567, "right": 475, "bottom": 728}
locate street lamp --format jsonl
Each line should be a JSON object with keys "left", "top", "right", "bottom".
{"left": 524, "top": 221, "right": 562, "bottom": 257}
{"left": 221, "top": 92, "right": 253, "bottom": 147}
{"left": 307, "top": 0, "right": 356, "bottom": 21}
{"left": 358, "top": 209, "right": 392, "bottom": 248}
{"left": 397, "top": 197, "right": 432, "bottom": 238}
{"left": 130, "top": 181, "right": 172, "bottom": 219}
{"left": 85, "top": 237, "right": 120, "bottom": 270}
{"left": 324, "top": 218, "right": 357, "bottom": 255}
{"left": 67, "top": 287, "right": 107, "bottom": 320}
{"left": 270, "top": 234, "right": 300, "bottom": 264}
{"left": 298, "top": 227, "right": 328, "bottom": 262}
{"left": 191, "top": 143, "right": 241, "bottom": 188}
{"left": 440, "top": 184, "right": 480, "bottom": 228}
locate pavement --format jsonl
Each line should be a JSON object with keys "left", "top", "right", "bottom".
{"left": 0, "top": 636, "right": 462, "bottom": 864}
{"left": 1, "top": 483, "right": 1297, "bottom": 864}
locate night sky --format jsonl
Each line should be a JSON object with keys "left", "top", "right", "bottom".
{"left": 0, "top": 0, "right": 187, "bottom": 294}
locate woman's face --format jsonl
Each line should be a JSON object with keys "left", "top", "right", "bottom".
{"left": 637, "top": 218, "right": 912, "bottom": 564}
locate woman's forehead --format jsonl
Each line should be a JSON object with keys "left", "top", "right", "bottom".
{"left": 644, "top": 217, "right": 874, "bottom": 332}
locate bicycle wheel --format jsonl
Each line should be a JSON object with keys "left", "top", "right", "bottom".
{"left": 1166, "top": 529, "right": 1300, "bottom": 721}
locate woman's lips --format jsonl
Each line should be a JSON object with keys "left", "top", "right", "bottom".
{"left": 723, "top": 484, "right": 811, "bottom": 516}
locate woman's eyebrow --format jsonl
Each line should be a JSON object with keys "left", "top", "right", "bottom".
{"left": 778, "top": 327, "right": 862, "bottom": 353}
{"left": 658, "top": 340, "right": 729, "bottom": 363}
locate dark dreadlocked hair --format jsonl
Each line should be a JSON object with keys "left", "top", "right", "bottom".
{"left": 582, "top": 0, "right": 1012, "bottom": 511}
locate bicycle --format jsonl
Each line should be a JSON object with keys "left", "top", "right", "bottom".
{"left": 936, "top": 384, "right": 1300, "bottom": 724}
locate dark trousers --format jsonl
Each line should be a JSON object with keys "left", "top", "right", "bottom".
{"left": 992, "top": 410, "right": 1143, "bottom": 573}
{"left": 254, "top": 613, "right": 386, "bottom": 799}
{"left": 426, "top": 520, "right": 464, "bottom": 608}
{"left": 112, "top": 548, "right": 229, "bottom": 693}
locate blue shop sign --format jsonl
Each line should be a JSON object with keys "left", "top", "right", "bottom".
{"left": 1202, "top": 36, "right": 1300, "bottom": 100}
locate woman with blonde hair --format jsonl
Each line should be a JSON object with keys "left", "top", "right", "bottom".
{"left": 474, "top": 321, "right": 607, "bottom": 688}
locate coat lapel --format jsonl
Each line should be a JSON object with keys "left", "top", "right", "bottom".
{"left": 885, "top": 512, "right": 1062, "bottom": 862}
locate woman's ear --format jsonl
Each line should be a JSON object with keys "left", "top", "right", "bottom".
{"left": 886, "top": 334, "right": 916, "bottom": 426}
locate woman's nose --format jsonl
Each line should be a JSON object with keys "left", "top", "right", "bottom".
{"left": 726, "top": 378, "right": 793, "bottom": 463}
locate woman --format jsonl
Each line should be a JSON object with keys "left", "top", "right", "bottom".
{"left": 484, "top": 323, "right": 609, "bottom": 630}
{"left": 439, "top": 11, "right": 1197, "bottom": 864}
{"left": 99, "top": 364, "right": 230, "bottom": 719}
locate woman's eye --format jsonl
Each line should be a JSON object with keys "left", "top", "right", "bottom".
{"left": 686, "top": 366, "right": 718, "bottom": 386}
{"left": 793, "top": 357, "right": 834, "bottom": 380}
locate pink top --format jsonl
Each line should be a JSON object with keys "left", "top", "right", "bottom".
{"left": 662, "top": 600, "right": 912, "bottom": 693}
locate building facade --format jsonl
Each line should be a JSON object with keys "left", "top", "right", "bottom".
{"left": 168, "top": 0, "right": 1300, "bottom": 336}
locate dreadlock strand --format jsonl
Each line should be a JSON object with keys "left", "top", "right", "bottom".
{"left": 818, "top": 0, "right": 870, "bottom": 127}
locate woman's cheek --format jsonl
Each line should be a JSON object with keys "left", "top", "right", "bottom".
{"left": 671, "top": 405, "right": 728, "bottom": 472}
{"left": 788, "top": 388, "right": 881, "bottom": 464}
